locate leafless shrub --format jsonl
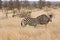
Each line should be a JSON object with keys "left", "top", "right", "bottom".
{"left": 19, "top": 11, "right": 31, "bottom": 18}
{"left": 12, "top": 10, "right": 32, "bottom": 18}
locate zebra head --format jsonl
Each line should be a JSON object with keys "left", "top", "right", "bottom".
{"left": 48, "top": 14, "right": 53, "bottom": 22}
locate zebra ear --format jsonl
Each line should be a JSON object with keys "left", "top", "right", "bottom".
{"left": 48, "top": 13, "right": 53, "bottom": 18}
{"left": 49, "top": 14, "right": 53, "bottom": 18}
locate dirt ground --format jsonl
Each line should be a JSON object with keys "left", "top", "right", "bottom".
{"left": 0, "top": 8, "right": 60, "bottom": 40}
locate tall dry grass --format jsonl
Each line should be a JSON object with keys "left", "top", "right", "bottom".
{"left": 0, "top": 7, "right": 60, "bottom": 40}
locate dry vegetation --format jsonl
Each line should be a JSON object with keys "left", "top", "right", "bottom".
{"left": 0, "top": 0, "right": 60, "bottom": 40}
{"left": 0, "top": 7, "right": 60, "bottom": 40}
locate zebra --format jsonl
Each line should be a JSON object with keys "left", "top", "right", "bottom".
{"left": 36, "top": 14, "right": 53, "bottom": 25}
{"left": 21, "top": 17, "right": 39, "bottom": 27}
{"left": 21, "top": 14, "right": 53, "bottom": 27}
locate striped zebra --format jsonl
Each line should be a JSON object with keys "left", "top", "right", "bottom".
{"left": 36, "top": 14, "right": 52, "bottom": 25}
{"left": 21, "top": 14, "right": 53, "bottom": 27}
{"left": 21, "top": 17, "right": 39, "bottom": 27}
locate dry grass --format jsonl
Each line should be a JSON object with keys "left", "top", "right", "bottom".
{"left": 0, "top": 7, "right": 60, "bottom": 40}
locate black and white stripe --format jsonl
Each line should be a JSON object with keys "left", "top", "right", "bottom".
{"left": 21, "top": 14, "right": 53, "bottom": 27}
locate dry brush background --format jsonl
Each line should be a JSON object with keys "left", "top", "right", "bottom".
{"left": 0, "top": 7, "right": 60, "bottom": 40}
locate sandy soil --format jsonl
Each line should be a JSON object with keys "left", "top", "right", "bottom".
{"left": 0, "top": 8, "right": 60, "bottom": 40}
